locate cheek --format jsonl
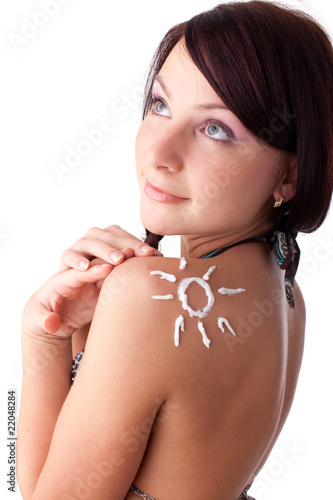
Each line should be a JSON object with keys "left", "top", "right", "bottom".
{"left": 189, "top": 154, "right": 243, "bottom": 203}
{"left": 218, "top": 147, "right": 280, "bottom": 197}
{"left": 134, "top": 124, "right": 145, "bottom": 163}
{"left": 191, "top": 152, "right": 278, "bottom": 221}
{"left": 135, "top": 122, "right": 158, "bottom": 174}
{"left": 135, "top": 125, "right": 150, "bottom": 185}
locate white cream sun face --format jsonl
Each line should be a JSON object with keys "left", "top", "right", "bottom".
{"left": 135, "top": 39, "right": 285, "bottom": 242}
{"left": 150, "top": 259, "right": 246, "bottom": 348}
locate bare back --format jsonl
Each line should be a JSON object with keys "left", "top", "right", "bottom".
{"left": 74, "top": 242, "right": 305, "bottom": 499}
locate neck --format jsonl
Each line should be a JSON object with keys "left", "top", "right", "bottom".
{"left": 181, "top": 224, "right": 273, "bottom": 259}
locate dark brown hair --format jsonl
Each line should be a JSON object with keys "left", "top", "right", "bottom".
{"left": 143, "top": 0, "right": 333, "bottom": 249}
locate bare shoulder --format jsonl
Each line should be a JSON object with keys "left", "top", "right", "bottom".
{"left": 294, "top": 280, "right": 306, "bottom": 321}
{"left": 99, "top": 255, "right": 222, "bottom": 305}
{"left": 99, "top": 255, "right": 258, "bottom": 353}
{"left": 98, "top": 255, "right": 185, "bottom": 309}
{"left": 96, "top": 255, "right": 202, "bottom": 346}
{"left": 96, "top": 252, "right": 296, "bottom": 362}
{"left": 287, "top": 279, "right": 306, "bottom": 363}
{"left": 93, "top": 253, "right": 301, "bottom": 416}
{"left": 93, "top": 256, "right": 190, "bottom": 356}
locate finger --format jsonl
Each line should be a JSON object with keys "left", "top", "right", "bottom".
{"left": 89, "top": 257, "right": 107, "bottom": 266}
{"left": 24, "top": 299, "right": 63, "bottom": 336}
{"left": 103, "top": 226, "right": 164, "bottom": 257}
{"left": 58, "top": 248, "right": 92, "bottom": 272}
{"left": 59, "top": 241, "right": 125, "bottom": 272}
{"left": 121, "top": 248, "right": 135, "bottom": 260}
{"left": 137, "top": 245, "right": 163, "bottom": 257}
{"left": 59, "top": 226, "right": 163, "bottom": 272}
{"left": 43, "top": 312, "right": 62, "bottom": 334}
{"left": 62, "top": 237, "right": 160, "bottom": 271}
{"left": 74, "top": 256, "right": 106, "bottom": 268}
{"left": 72, "top": 237, "right": 129, "bottom": 265}
{"left": 44, "top": 264, "right": 114, "bottom": 298}
{"left": 85, "top": 226, "right": 164, "bottom": 256}
{"left": 63, "top": 264, "right": 114, "bottom": 287}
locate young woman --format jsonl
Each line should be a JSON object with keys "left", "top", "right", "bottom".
{"left": 17, "top": 1, "right": 333, "bottom": 499}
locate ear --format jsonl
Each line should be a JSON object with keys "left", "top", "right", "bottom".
{"left": 273, "top": 155, "right": 297, "bottom": 202}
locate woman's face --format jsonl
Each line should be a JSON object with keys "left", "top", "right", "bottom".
{"left": 135, "top": 40, "right": 285, "bottom": 240}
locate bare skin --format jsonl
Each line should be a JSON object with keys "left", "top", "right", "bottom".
{"left": 65, "top": 242, "right": 305, "bottom": 499}
{"left": 17, "top": 39, "right": 305, "bottom": 500}
{"left": 121, "top": 247, "right": 305, "bottom": 499}
{"left": 57, "top": 224, "right": 163, "bottom": 357}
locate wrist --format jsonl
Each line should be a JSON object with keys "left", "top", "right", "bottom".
{"left": 21, "top": 329, "right": 73, "bottom": 382}
{"left": 22, "top": 328, "right": 72, "bottom": 348}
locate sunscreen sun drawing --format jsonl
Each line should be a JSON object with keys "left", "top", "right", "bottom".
{"left": 150, "top": 257, "right": 246, "bottom": 348}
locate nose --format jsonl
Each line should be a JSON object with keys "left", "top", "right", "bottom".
{"left": 147, "top": 127, "right": 185, "bottom": 173}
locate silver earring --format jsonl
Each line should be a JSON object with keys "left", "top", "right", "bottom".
{"left": 274, "top": 196, "right": 285, "bottom": 208}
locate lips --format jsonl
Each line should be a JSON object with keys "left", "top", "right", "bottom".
{"left": 144, "top": 179, "right": 187, "bottom": 203}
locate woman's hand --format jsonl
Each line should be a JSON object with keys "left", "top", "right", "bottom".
{"left": 58, "top": 225, "right": 163, "bottom": 273}
{"left": 22, "top": 225, "right": 163, "bottom": 342}
{"left": 22, "top": 264, "right": 116, "bottom": 341}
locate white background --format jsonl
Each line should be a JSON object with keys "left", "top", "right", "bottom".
{"left": 0, "top": 0, "right": 332, "bottom": 498}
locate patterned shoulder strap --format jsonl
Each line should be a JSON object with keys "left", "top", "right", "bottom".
{"left": 130, "top": 485, "right": 156, "bottom": 500}
{"left": 270, "top": 231, "right": 300, "bottom": 308}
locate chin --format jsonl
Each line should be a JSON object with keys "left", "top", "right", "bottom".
{"left": 142, "top": 222, "right": 168, "bottom": 236}
{"left": 140, "top": 214, "right": 173, "bottom": 237}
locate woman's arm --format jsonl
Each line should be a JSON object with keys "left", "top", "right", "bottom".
{"left": 17, "top": 225, "right": 163, "bottom": 497}
{"left": 18, "top": 257, "right": 170, "bottom": 500}
{"left": 17, "top": 264, "right": 114, "bottom": 498}
{"left": 17, "top": 333, "right": 73, "bottom": 499}
{"left": 57, "top": 224, "right": 163, "bottom": 357}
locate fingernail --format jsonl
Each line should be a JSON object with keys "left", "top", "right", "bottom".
{"left": 78, "top": 260, "right": 89, "bottom": 270}
{"left": 100, "top": 263, "right": 113, "bottom": 268}
{"left": 140, "top": 245, "right": 153, "bottom": 254}
{"left": 110, "top": 251, "right": 123, "bottom": 263}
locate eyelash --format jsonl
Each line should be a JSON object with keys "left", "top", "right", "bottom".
{"left": 149, "top": 93, "right": 233, "bottom": 144}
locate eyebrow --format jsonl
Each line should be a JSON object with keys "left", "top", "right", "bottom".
{"left": 154, "top": 74, "right": 230, "bottom": 111}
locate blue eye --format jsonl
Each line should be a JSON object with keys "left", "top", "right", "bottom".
{"left": 149, "top": 93, "right": 233, "bottom": 143}
{"left": 150, "top": 96, "right": 171, "bottom": 117}
{"left": 204, "top": 122, "right": 232, "bottom": 142}
{"left": 155, "top": 101, "right": 166, "bottom": 113}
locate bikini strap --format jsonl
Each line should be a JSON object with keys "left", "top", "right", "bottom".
{"left": 200, "top": 230, "right": 300, "bottom": 309}
{"left": 200, "top": 233, "right": 271, "bottom": 258}
{"left": 130, "top": 485, "right": 156, "bottom": 500}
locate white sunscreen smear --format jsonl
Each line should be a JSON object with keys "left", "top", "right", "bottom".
{"left": 218, "top": 287, "right": 246, "bottom": 296}
{"left": 217, "top": 317, "right": 236, "bottom": 336}
{"left": 198, "top": 321, "right": 211, "bottom": 348}
{"left": 150, "top": 270, "right": 176, "bottom": 282}
{"left": 174, "top": 315, "right": 185, "bottom": 347}
{"left": 150, "top": 265, "right": 245, "bottom": 348}
{"left": 203, "top": 265, "right": 216, "bottom": 281}
{"left": 179, "top": 257, "right": 187, "bottom": 270}
{"left": 177, "top": 277, "right": 215, "bottom": 319}
{"left": 152, "top": 294, "right": 174, "bottom": 300}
